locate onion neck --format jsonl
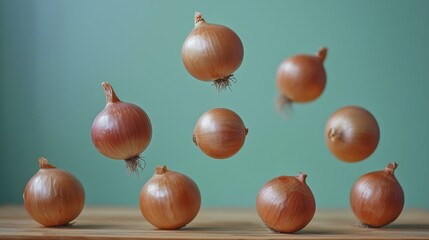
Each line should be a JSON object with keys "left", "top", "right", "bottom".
{"left": 38, "top": 157, "right": 56, "bottom": 169}
{"left": 385, "top": 162, "right": 398, "bottom": 175}
{"left": 328, "top": 128, "right": 341, "bottom": 142}
{"left": 155, "top": 165, "right": 168, "bottom": 174}
{"left": 317, "top": 47, "right": 328, "bottom": 62}
{"left": 102, "top": 82, "right": 120, "bottom": 103}
{"left": 297, "top": 172, "right": 308, "bottom": 184}
{"left": 194, "top": 12, "right": 206, "bottom": 26}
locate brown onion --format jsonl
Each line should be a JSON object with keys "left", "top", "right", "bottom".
{"left": 276, "top": 47, "right": 327, "bottom": 110}
{"left": 325, "top": 105, "right": 380, "bottom": 162}
{"left": 139, "top": 165, "right": 201, "bottom": 230}
{"left": 350, "top": 162, "right": 404, "bottom": 228}
{"left": 256, "top": 173, "right": 316, "bottom": 233}
{"left": 23, "top": 157, "right": 85, "bottom": 227}
{"left": 91, "top": 82, "right": 152, "bottom": 172}
{"left": 182, "top": 12, "right": 244, "bottom": 91}
{"left": 193, "top": 108, "right": 248, "bottom": 159}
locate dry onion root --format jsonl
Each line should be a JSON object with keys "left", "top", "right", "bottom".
{"left": 91, "top": 82, "right": 152, "bottom": 173}
{"left": 23, "top": 157, "right": 85, "bottom": 227}
{"left": 182, "top": 12, "right": 244, "bottom": 91}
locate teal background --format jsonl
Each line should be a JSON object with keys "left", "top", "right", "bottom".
{"left": 1, "top": 0, "right": 428, "bottom": 209}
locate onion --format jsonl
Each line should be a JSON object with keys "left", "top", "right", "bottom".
{"left": 139, "top": 165, "right": 201, "bottom": 230}
{"left": 91, "top": 82, "right": 152, "bottom": 172}
{"left": 182, "top": 12, "right": 244, "bottom": 91}
{"left": 23, "top": 157, "right": 85, "bottom": 227}
{"left": 193, "top": 108, "right": 248, "bottom": 159}
{"left": 276, "top": 47, "right": 327, "bottom": 110}
{"left": 256, "top": 173, "right": 316, "bottom": 233}
{"left": 350, "top": 162, "right": 404, "bottom": 227}
{"left": 325, "top": 105, "right": 380, "bottom": 162}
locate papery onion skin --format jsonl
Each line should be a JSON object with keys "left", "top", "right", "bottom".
{"left": 325, "top": 105, "right": 380, "bottom": 162}
{"left": 139, "top": 165, "right": 201, "bottom": 230}
{"left": 91, "top": 82, "right": 152, "bottom": 172}
{"left": 23, "top": 157, "right": 85, "bottom": 227}
{"left": 350, "top": 162, "right": 404, "bottom": 228}
{"left": 256, "top": 173, "right": 316, "bottom": 233}
{"left": 193, "top": 108, "right": 248, "bottom": 159}
{"left": 182, "top": 12, "right": 244, "bottom": 91}
{"left": 276, "top": 47, "right": 327, "bottom": 107}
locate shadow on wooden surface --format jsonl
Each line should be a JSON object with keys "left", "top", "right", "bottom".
{"left": 55, "top": 224, "right": 119, "bottom": 230}
{"left": 383, "top": 223, "right": 429, "bottom": 230}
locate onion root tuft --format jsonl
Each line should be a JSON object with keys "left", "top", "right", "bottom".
{"left": 125, "top": 156, "right": 146, "bottom": 174}
{"left": 213, "top": 74, "right": 236, "bottom": 92}
{"left": 276, "top": 95, "right": 294, "bottom": 118}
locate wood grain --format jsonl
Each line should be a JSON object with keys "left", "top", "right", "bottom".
{"left": 0, "top": 206, "right": 428, "bottom": 239}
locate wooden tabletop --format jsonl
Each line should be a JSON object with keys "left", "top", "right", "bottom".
{"left": 0, "top": 206, "right": 428, "bottom": 239}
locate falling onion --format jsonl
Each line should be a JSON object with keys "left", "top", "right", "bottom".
{"left": 182, "top": 12, "right": 244, "bottom": 91}
{"left": 276, "top": 47, "right": 327, "bottom": 111}
{"left": 193, "top": 108, "right": 248, "bottom": 159}
{"left": 91, "top": 82, "right": 152, "bottom": 172}
{"left": 325, "top": 105, "right": 380, "bottom": 162}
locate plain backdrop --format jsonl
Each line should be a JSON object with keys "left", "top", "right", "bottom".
{"left": 1, "top": 0, "right": 428, "bottom": 209}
